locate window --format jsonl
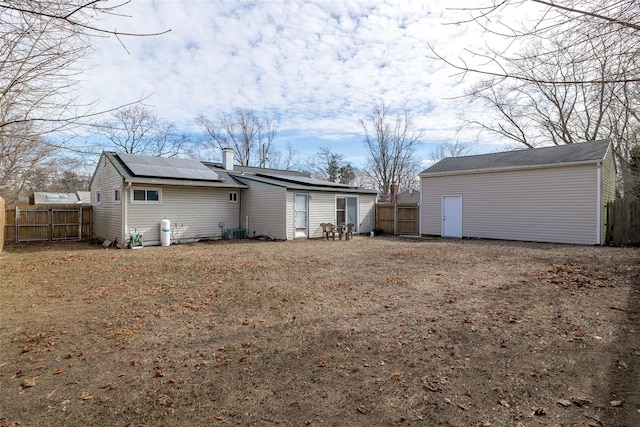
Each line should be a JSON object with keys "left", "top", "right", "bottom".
{"left": 336, "top": 197, "right": 346, "bottom": 224}
{"left": 95, "top": 191, "right": 101, "bottom": 205}
{"left": 228, "top": 191, "right": 238, "bottom": 203}
{"left": 131, "top": 188, "right": 161, "bottom": 203}
{"left": 113, "top": 188, "right": 121, "bottom": 204}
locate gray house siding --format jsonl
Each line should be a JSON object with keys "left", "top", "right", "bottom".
{"left": 307, "top": 192, "right": 336, "bottom": 238}
{"left": 285, "top": 191, "right": 295, "bottom": 240}
{"left": 287, "top": 192, "right": 376, "bottom": 239}
{"left": 421, "top": 163, "right": 601, "bottom": 245}
{"left": 91, "top": 155, "right": 124, "bottom": 243}
{"left": 358, "top": 194, "right": 376, "bottom": 233}
{"left": 600, "top": 147, "right": 616, "bottom": 241}
{"left": 125, "top": 185, "right": 241, "bottom": 245}
{"left": 240, "top": 179, "right": 287, "bottom": 240}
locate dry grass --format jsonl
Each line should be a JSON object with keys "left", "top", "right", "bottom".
{"left": 0, "top": 236, "right": 639, "bottom": 426}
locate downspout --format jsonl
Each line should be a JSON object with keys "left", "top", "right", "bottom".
{"left": 596, "top": 162, "right": 602, "bottom": 245}
{"left": 124, "top": 181, "right": 131, "bottom": 244}
{"left": 238, "top": 189, "right": 242, "bottom": 231}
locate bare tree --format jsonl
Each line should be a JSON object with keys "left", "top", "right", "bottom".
{"left": 309, "top": 147, "right": 356, "bottom": 184}
{"left": 0, "top": 123, "right": 56, "bottom": 203}
{"left": 437, "top": 1, "right": 640, "bottom": 194}
{"left": 95, "top": 106, "right": 190, "bottom": 157}
{"left": 360, "top": 102, "right": 423, "bottom": 195}
{"left": 630, "top": 145, "right": 640, "bottom": 199}
{"left": 267, "top": 143, "right": 302, "bottom": 171}
{"left": 435, "top": 1, "right": 640, "bottom": 85}
{"left": 429, "top": 140, "right": 475, "bottom": 163}
{"left": 196, "top": 109, "right": 278, "bottom": 167}
{"left": 0, "top": 1, "right": 168, "bottom": 202}
{"left": 0, "top": 1, "right": 168, "bottom": 133}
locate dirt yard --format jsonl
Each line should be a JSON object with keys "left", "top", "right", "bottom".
{"left": 0, "top": 236, "right": 639, "bottom": 426}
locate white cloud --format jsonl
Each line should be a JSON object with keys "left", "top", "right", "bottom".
{"left": 77, "top": 0, "right": 531, "bottom": 165}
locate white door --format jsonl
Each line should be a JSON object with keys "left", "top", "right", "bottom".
{"left": 336, "top": 196, "right": 358, "bottom": 232}
{"left": 442, "top": 196, "right": 462, "bottom": 238}
{"left": 294, "top": 194, "right": 308, "bottom": 238}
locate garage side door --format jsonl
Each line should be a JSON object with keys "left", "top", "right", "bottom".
{"left": 442, "top": 195, "right": 462, "bottom": 238}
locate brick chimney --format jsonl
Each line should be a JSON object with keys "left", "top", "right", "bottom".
{"left": 390, "top": 181, "right": 398, "bottom": 204}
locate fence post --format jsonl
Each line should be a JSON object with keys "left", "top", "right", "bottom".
{"left": 0, "top": 196, "right": 4, "bottom": 252}
{"left": 394, "top": 203, "right": 398, "bottom": 236}
{"left": 15, "top": 206, "right": 19, "bottom": 242}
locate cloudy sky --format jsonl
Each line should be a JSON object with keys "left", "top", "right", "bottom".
{"left": 78, "top": 0, "right": 533, "bottom": 167}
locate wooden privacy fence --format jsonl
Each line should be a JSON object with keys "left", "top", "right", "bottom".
{"left": 0, "top": 197, "right": 4, "bottom": 252}
{"left": 4, "top": 206, "right": 93, "bottom": 243}
{"left": 606, "top": 198, "right": 640, "bottom": 246}
{"left": 375, "top": 203, "right": 419, "bottom": 235}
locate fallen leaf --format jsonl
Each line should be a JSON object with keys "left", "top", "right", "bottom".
{"left": 357, "top": 405, "right": 368, "bottom": 414}
{"left": 79, "top": 391, "right": 93, "bottom": 400}
{"left": 499, "top": 399, "right": 510, "bottom": 408}
{"left": 572, "top": 397, "right": 592, "bottom": 406}
{"left": 532, "top": 406, "right": 546, "bottom": 415}
{"left": 21, "top": 378, "right": 36, "bottom": 388}
{"left": 556, "top": 399, "right": 572, "bottom": 407}
{"left": 391, "top": 372, "right": 403, "bottom": 381}
{"left": 53, "top": 368, "right": 66, "bottom": 375}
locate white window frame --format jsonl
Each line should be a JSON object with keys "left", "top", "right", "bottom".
{"left": 95, "top": 190, "right": 101, "bottom": 206}
{"left": 335, "top": 195, "right": 359, "bottom": 229}
{"left": 131, "top": 187, "right": 162, "bottom": 204}
{"left": 336, "top": 195, "right": 346, "bottom": 224}
{"left": 228, "top": 191, "right": 238, "bottom": 203}
{"left": 113, "top": 187, "right": 121, "bottom": 204}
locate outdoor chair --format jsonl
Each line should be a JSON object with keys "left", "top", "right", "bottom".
{"left": 344, "top": 223, "right": 354, "bottom": 240}
{"left": 322, "top": 223, "right": 336, "bottom": 240}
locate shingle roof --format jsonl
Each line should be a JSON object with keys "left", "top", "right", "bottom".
{"left": 420, "top": 139, "right": 611, "bottom": 175}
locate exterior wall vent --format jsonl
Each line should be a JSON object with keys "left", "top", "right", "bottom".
{"left": 224, "top": 228, "right": 247, "bottom": 239}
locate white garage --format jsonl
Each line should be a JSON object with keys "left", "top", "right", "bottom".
{"left": 419, "top": 140, "right": 616, "bottom": 245}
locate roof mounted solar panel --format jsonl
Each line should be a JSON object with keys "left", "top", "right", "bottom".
{"left": 256, "top": 173, "right": 357, "bottom": 188}
{"left": 118, "top": 153, "right": 220, "bottom": 181}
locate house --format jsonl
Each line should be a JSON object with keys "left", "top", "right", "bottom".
{"left": 89, "top": 149, "right": 377, "bottom": 245}
{"left": 419, "top": 139, "right": 616, "bottom": 245}
{"left": 396, "top": 188, "right": 420, "bottom": 205}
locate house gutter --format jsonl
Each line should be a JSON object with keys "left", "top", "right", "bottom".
{"left": 123, "top": 181, "right": 131, "bottom": 244}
